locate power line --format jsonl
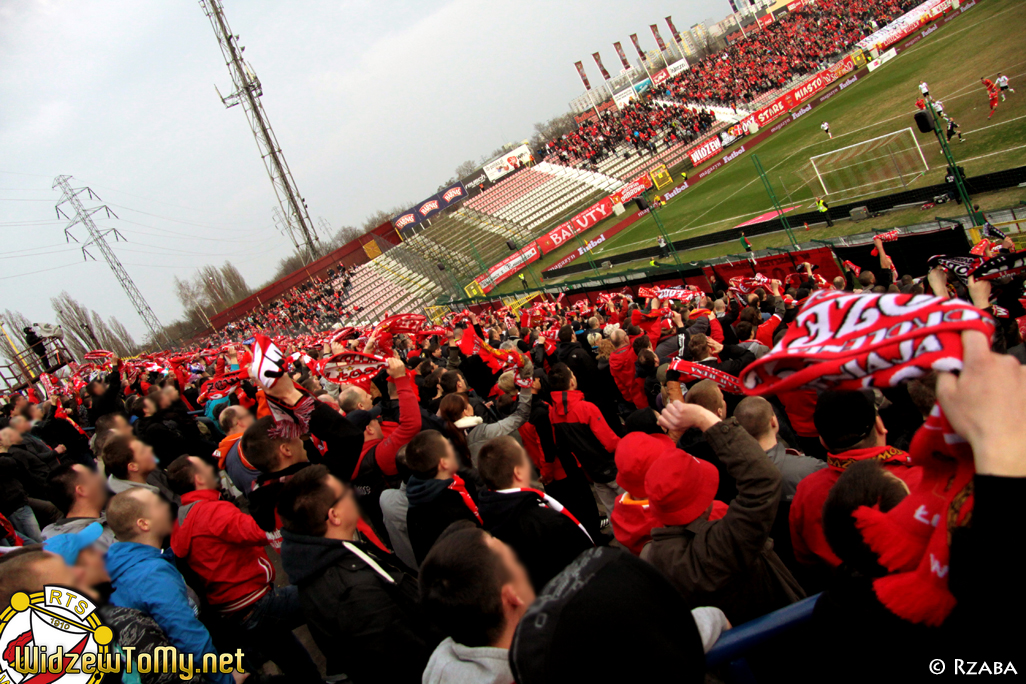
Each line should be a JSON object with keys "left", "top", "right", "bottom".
{"left": 54, "top": 175, "right": 171, "bottom": 347}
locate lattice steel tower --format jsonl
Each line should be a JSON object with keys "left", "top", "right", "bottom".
{"left": 199, "top": 0, "right": 320, "bottom": 261}
{"left": 53, "top": 175, "right": 170, "bottom": 346}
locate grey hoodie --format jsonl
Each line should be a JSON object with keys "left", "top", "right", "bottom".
{"left": 422, "top": 637, "right": 513, "bottom": 684}
{"left": 41, "top": 515, "right": 116, "bottom": 550}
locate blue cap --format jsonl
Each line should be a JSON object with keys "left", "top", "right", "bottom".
{"left": 42, "top": 522, "right": 103, "bottom": 566}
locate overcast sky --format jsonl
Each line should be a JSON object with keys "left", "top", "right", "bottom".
{"left": 0, "top": 0, "right": 728, "bottom": 341}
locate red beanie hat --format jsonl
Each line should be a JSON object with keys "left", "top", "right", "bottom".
{"left": 645, "top": 450, "right": 719, "bottom": 527}
{"left": 615, "top": 432, "right": 675, "bottom": 498}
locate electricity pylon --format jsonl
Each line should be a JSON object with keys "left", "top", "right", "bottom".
{"left": 53, "top": 175, "right": 171, "bottom": 347}
{"left": 200, "top": 0, "right": 320, "bottom": 260}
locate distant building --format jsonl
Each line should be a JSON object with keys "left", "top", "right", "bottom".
{"left": 690, "top": 22, "right": 709, "bottom": 46}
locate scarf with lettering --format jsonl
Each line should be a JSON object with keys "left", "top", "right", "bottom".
{"left": 740, "top": 291, "right": 995, "bottom": 396}
{"left": 853, "top": 405, "right": 974, "bottom": 627}
{"left": 668, "top": 358, "right": 745, "bottom": 394}
{"left": 199, "top": 368, "right": 251, "bottom": 403}
{"left": 970, "top": 250, "right": 1026, "bottom": 281}
{"left": 496, "top": 488, "right": 594, "bottom": 544}
{"left": 637, "top": 285, "right": 702, "bottom": 303}
{"left": 982, "top": 222, "right": 1007, "bottom": 241}
{"left": 926, "top": 254, "right": 984, "bottom": 288}
{"left": 870, "top": 229, "right": 899, "bottom": 256}
{"left": 969, "top": 238, "right": 991, "bottom": 256}
{"left": 842, "top": 260, "right": 861, "bottom": 276}
{"left": 248, "top": 334, "right": 286, "bottom": 390}
{"left": 322, "top": 352, "right": 387, "bottom": 392}
{"left": 450, "top": 473, "right": 483, "bottom": 524}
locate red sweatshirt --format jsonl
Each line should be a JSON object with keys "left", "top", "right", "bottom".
{"left": 790, "top": 446, "right": 922, "bottom": 567}
{"left": 170, "top": 489, "right": 274, "bottom": 613}
{"left": 608, "top": 344, "right": 646, "bottom": 409}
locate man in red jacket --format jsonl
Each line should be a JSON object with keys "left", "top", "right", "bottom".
{"left": 790, "top": 390, "right": 922, "bottom": 570}
{"left": 548, "top": 363, "right": 623, "bottom": 533}
{"left": 167, "top": 454, "right": 320, "bottom": 681}
{"left": 345, "top": 357, "right": 421, "bottom": 535}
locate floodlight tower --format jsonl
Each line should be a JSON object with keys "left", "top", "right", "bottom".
{"left": 53, "top": 175, "right": 171, "bottom": 347}
{"left": 199, "top": 0, "right": 320, "bottom": 260}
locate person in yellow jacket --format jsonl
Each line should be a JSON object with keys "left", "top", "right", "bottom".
{"left": 816, "top": 197, "right": 834, "bottom": 227}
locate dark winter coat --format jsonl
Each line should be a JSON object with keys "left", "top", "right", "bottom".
{"left": 477, "top": 488, "right": 593, "bottom": 591}
{"left": 406, "top": 472, "right": 482, "bottom": 565}
{"left": 281, "top": 530, "right": 437, "bottom": 682}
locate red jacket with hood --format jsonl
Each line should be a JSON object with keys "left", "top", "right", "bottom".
{"left": 170, "top": 489, "right": 274, "bottom": 612}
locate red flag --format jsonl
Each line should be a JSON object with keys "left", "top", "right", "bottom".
{"left": 613, "top": 41, "right": 631, "bottom": 71}
{"left": 592, "top": 52, "right": 611, "bottom": 81}
{"left": 650, "top": 24, "right": 668, "bottom": 52}
{"left": 629, "top": 33, "right": 645, "bottom": 60}
{"left": 574, "top": 61, "right": 591, "bottom": 90}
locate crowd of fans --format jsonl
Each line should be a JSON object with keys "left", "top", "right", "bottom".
{"left": 543, "top": 99, "right": 717, "bottom": 169}
{"left": 666, "top": 0, "right": 923, "bottom": 110}
{"left": 217, "top": 264, "right": 357, "bottom": 344}
{"left": 543, "top": 0, "right": 925, "bottom": 172}
{"left": 0, "top": 229, "right": 1022, "bottom": 682}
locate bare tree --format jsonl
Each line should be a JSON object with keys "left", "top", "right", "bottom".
{"left": 0, "top": 309, "right": 33, "bottom": 365}
{"left": 51, "top": 291, "right": 101, "bottom": 359}
{"left": 220, "top": 261, "right": 250, "bottom": 302}
{"left": 107, "top": 317, "right": 138, "bottom": 357}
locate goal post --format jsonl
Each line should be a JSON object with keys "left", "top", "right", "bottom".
{"left": 797, "top": 128, "right": 929, "bottom": 199}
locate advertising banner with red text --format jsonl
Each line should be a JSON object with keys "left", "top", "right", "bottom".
{"left": 611, "top": 173, "right": 654, "bottom": 204}
{"left": 538, "top": 197, "right": 615, "bottom": 254}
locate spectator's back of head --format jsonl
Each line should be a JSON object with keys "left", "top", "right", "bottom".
{"left": 684, "top": 380, "right": 724, "bottom": 417}
{"left": 420, "top": 524, "right": 534, "bottom": 648}
{"left": 510, "top": 548, "right": 704, "bottom": 684}
{"left": 0, "top": 547, "right": 76, "bottom": 609}
{"left": 557, "top": 325, "right": 573, "bottom": 343}
{"left": 478, "top": 436, "right": 529, "bottom": 490}
{"left": 405, "top": 430, "right": 450, "bottom": 477}
{"left": 813, "top": 390, "right": 881, "bottom": 453}
{"left": 548, "top": 363, "right": 573, "bottom": 392}
{"left": 687, "top": 334, "right": 709, "bottom": 360}
{"left": 276, "top": 464, "right": 335, "bottom": 537}
{"left": 734, "top": 396, "right": 775, "bottom": 442}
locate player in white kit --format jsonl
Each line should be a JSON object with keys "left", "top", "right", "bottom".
{"left": 821, "top": 121, "right": 832, "bottom": 139}
{"left": 996, "top": 73, "right": 1015, "bottom": 101}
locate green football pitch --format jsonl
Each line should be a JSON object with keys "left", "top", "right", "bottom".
{"left": 490, "top": 0, "right": 1026, "bottom": 295}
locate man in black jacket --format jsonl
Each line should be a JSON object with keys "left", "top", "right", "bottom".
{"left": 476, "top": 436, "right": 593, "bottom": 591}
{"left": 278, "top": 465, "right": 436, "bottom": 683}
{"left": 405, "top": 430, "right": 483, "bottom": 564}
{"left": 87, "top": 363, "right": 124, "bottom": 426}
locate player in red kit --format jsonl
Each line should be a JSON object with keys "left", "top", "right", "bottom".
{"left": 982, "top": 77, "right": 999, "bottom": 118}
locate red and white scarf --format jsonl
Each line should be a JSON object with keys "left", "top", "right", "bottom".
{"left": 496, "top": 488, "right": 594, "bottom": 544}
{"left": 741, "top": 290, "right": 995, "bottom": 395}
{"left": 853, "top": 405, "right": 974, "bottom": 626}
{"left": 870, "top": 229, "right": 900, "bottom": 255}
{"left": 668, "top": 358, "right": 745, "bottom": 394}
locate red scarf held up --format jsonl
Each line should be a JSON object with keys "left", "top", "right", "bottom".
{"left": 741, "top": 291, "right": 995, "bottom": 396}
{"left": 450, "top": 473, "right": 483, "bottom": 525}
{"left": 852, "top": 406, "right": 974, "bottom": 627}
{"left": 668, "top": 358, "right": 745, "bottom": 394}
{"left": 870, "top": 229, "right": 900, "bottom": 256}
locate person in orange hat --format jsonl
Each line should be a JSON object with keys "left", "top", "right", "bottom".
{"left": 642, "top": 400, "right": 805, "bottom": 625}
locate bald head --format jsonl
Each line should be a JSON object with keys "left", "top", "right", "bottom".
{"left": 610, "top": 328, "right": 628, "bottom": 347}
{"left": 734, "top": 396, "right": 776, "bottom": 441}
{"left": 684, "top": 380, "right": 725, "bottom": 418}
{"left": 0, "top": 427, "right": 20, "bottom": 449}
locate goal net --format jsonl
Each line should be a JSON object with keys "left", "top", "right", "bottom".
{"left": 796, "top": 128, "right": 929, "bottom": 199}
